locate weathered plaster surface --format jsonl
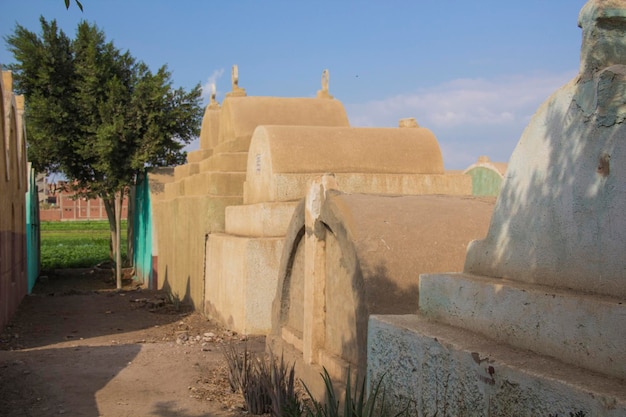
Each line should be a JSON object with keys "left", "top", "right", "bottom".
{"left": 466, "top": 0, "right": 626, "bottom": 297}
{"left": 368, "top": 315, "right": 626, "bottom": 417}
{"left": 420, "top": 272, "right": 626, "bottom": 380}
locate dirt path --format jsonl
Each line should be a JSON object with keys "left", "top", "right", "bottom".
{"left": 0, "top": 269, "right": 264, "bottom": 417}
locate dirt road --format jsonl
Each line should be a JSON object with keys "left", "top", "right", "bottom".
{"left": 0, "top": 269, "right": 264, "bottom": 417}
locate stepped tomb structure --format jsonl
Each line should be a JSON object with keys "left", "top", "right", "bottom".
{"left": 149, "top": 66, "right": 499, "bottom": 396}
{"left": 152, "top": 67, "right": 349, "bottom": 307}
{"left": 207, "top": 117, "right": 478, "bottom": 336}
{"left": 368, "top": 1, "right": 626, "bottom": 415}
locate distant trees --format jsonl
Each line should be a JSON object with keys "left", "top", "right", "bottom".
{"left": 6, "top": 17, "right": 203, "bottom": 288}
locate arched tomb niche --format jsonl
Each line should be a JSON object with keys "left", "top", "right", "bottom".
{"left": 270, "top": 176, "right": 495, "bottom": 395}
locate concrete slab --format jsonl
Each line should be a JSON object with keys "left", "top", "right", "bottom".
{"left": 368, "top": 314, "right": 626, "bottom": 417}
{"left": 205, "top": 234, "right": 284, "bottom": 334}
{"left": 187, "top": 149, "right": 213, "bottom": 164}
{"left": 419, "top": 272, "right": 626, "bottom": 380}
{"left": 225, "top": 202, "right": 299, "bottom": 237}
{"left": 183, "top": 172, "right": 246, "bottom": 196}
{"left": 199, "top": 152, "right": 248, "bottom": 173}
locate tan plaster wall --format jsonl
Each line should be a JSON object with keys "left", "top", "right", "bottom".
{"left": 218, "top": 96, "right": 349, "bottom": 146}
{"left": 245, "top": 125, "right": 449, "bottom": 203}
{"left": 204, "top": 234, "right": 284, "bottom": 334}
{"left": 249, "top": 172, "right": 471, "bottom": 204}
{"left": 199, "top": 105, "right": 220, "bottom": 151}
{"left": 1, "top": 69, "right": 28, "bottom": 330}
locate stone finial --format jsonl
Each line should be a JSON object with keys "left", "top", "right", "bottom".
{"left": 232, "top": 65, "right": 239, "bottom": 89}
{"left": 316, "top": 69, "right": 333, "bottom": 99}
{"left": 226, "top": 64, "right": 247, "bottom": 97}
{"left": 478, "top": 155, "right": 490, "bottom": 163}
{"left": 208, "top": 83, "right": 220, "bottom": 109}
{"left": 574, "top": 0, "right": 626, "bottom": 125}
{"left": 578, "top": 0, "right": 626, "bottom": 78}
{"left": 398, "top": 118, "right": 419, "bottom": 128}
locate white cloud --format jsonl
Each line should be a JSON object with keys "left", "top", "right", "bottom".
{"left": 346, "top": 71, "right": 576, "bottom": 169}
{"left": 201, "top": 68, "right": 225, "bottom": 102}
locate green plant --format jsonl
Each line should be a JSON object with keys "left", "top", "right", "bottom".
{"left": 223, "top": 346, "right": 411, "bottom": 417}
{"left": 223, "top": 343, "right": 270, "bottom": 414}
{"left": 223, "top": 343, "right": 248, "bottom": 394}
{"left": 303, "top": 368, "right": 410, "bottom": 417}
{"left": 264, "top": 351, "right": 302, "bottom": 417}
{"left": 223, "top": 344, "right": 300, "bottom": 416}
{"left": 244, "top": 357, "right": 271, "bottom": 415}
{"left": 167, "top": 292, "right": 181, "bottom": 311}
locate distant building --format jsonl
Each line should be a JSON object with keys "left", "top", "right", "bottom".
{"left": 463, "top": 155, "right": 508, "bottom": 197}
{"left": 38, "top": 181, "right": 128, "bottom": 222}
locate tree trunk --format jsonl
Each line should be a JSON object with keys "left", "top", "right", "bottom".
{"left": 127, "top": 183, "right": 136, "bottom": 269}
{"left": 102, "top": 196, "right": 117, "bottom": 264}
{"left": 115, "top": 190, "right": 123, "bottom": 289}
{"left": 103, "top": 192, "right": 123, "bottom": 289}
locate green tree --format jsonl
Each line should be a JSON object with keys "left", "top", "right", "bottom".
{"left": 6, "top": 18, "right": 203, "bottom": 288}
{"left": 64, "top": 0, "right": 84, "bottom": 11}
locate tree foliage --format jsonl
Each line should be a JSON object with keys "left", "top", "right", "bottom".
{"left": 64, "top": 0, "right": 84, "bottom": 12}
{"left": 6, "top": 17, "right": 203, "bottom": 286}
{"left": 6, "top": 17, "right": 202, "bottom": 192}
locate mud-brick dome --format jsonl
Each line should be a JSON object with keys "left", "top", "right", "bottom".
{"left": 245, "top": 125, "right": 445, "bottom": 203}
{"left": 272, "top": 192, "right": 495, "bottom": 376}
{"left": 217, "top": 96, "right": 350, "bottom": 151}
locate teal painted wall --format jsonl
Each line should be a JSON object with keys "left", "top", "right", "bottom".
{"left": 25, "top": 166, "right": 40, "bottom": 293}
{"left": 133, "top": 174, "right": 153, "bottom": 287}
{"left": 468, "top": 167, "right": 503, "bottom": 197}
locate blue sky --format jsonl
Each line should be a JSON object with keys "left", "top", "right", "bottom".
{"left": 1, "top": 0, "right": 588, "bottom": 169}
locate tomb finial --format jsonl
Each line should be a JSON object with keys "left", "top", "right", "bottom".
{"left": 226, "top": 64, "right": 247, "bottom": 97}
{"left": 208, "top": 83, "right": 220, "bottom": 109}
{"left": 317, "top": 69, "right": 333, "bottom": 99}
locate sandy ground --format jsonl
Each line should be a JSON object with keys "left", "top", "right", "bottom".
{"left": 0, "top": 269, "right": 265, "bottom": 417}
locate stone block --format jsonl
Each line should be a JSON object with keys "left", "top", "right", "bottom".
{"left": 199, "top": 152, "right": 248, "bottom": 173}
{"left": 225, "top": 202, "right": 299, "bottom": 237}
{"left": 187, "top": 149, "right": 213, "bottom": 164}
{"left": 204, "top": 234, "right": 284, "bottom": 334}
{"left": 419, "top": 272, "right": 626, "bottom": 380}
{"left": 246, "top": 172, "right": 471, "bottom": 204}
{"left": 183, "top": 172, "right": 246, "bottom": 197}
{"left": 368, "top": 314, "right": 626, "bottom": 417}
{"left": 174, "top": 163, "right": 199, "bottom": 180}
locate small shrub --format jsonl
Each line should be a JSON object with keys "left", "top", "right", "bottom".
{"left": 223, "top": 344, "right": 272, "bottom": 415}
{"left": 223, "top": 346, "right": 411, "bottom": 417}
{"left": 223, "top": 343, "right": 249, "bottom": 394}
{"left": 303, "top": 368, "right": 410, "bottom": 417}
{"left": 264, "top": 351, "right": 302, "bottom": 417}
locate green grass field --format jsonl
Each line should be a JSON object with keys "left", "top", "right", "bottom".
{"left": 40, "top": 220, "right": 128, "bottom": 270}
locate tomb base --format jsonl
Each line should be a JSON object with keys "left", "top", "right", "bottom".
{"left": 368, "top": 314, "right": 626, "bottom": 417}
{"left": 204, "top": 233, "right": 284, "bottom": 334}
{"left": 419, "top": 273, "right": 626, "bottom": 380}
